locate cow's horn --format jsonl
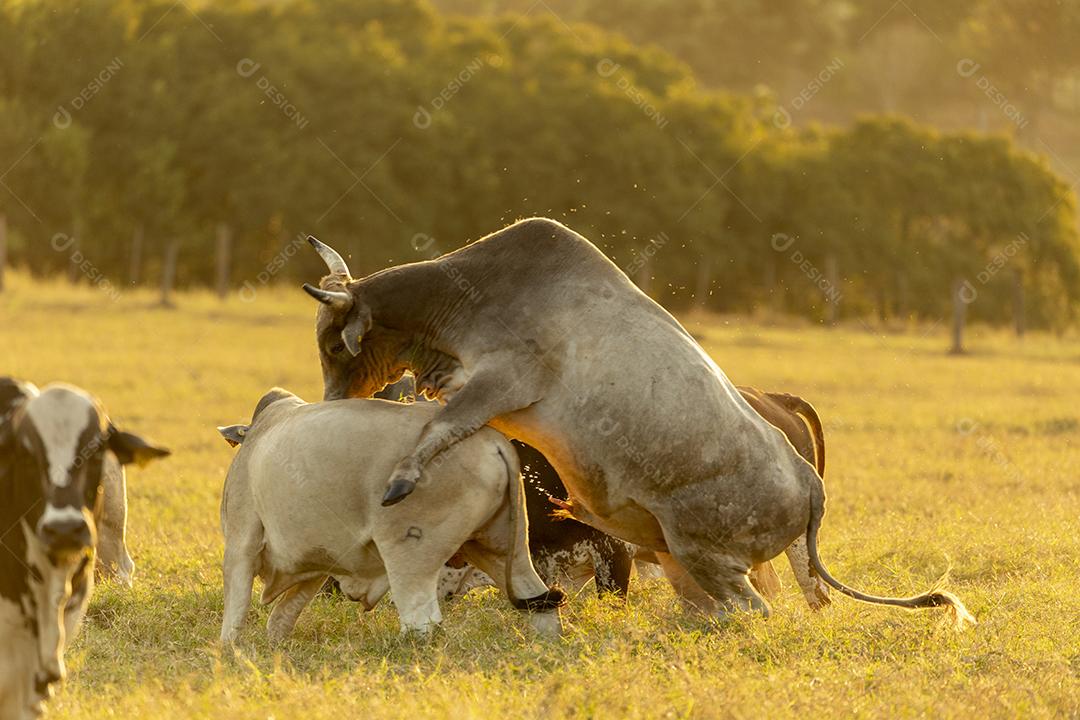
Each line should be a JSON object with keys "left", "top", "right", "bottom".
{"left": 303, "top": 283, "right": 352, "bottom": 309}
{"left": 307, "top": 235, "right": 351, "bottom": 277}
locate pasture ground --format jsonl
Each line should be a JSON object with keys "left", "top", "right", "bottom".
{"left": 1, "top": 273, "right": 1078, "bottom": 719}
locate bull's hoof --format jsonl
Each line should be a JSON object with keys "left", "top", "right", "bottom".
{"left": 381, "top": 478, "right": 417, "bottom": 506}
{"left": 511, "top": 587, "right": 568, "bottom": 612}
{"left": 806, "top": 582, "right": 832, "bottom": 611}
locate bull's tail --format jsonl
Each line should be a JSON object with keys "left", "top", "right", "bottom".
{"left": 497, "top": 446, "right": 566, "bottom": 612}
{"left": 767, "top": 392, "right": 826, "bottom": 477}
{"left": 805, "top": 474, "right": 976, "bottom": 628}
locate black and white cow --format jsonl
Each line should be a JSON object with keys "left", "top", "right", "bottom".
{"left": 0, "top": 378, "right": 168, "bottom": 719}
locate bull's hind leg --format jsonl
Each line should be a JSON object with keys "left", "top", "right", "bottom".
{"left": 784, "top": 535, "right": 831, "bottom": 610}
{"left": 659, "top": 525, "right": 769, "bottom": 620}
{"left": 748, "top": 561, "right": 783, "bottom": 601}
{"left": 266, "top": 576, "right": 326, "bottom": 644}
{"left": 688, "top": 554, "right": 769, "bottom": 620}
{"left": 655, "top": 551, "right": 717, "bottom": 615}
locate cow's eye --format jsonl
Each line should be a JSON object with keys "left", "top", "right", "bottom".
{"left": 329, "top": 342, "right": 346, "bottom": 355}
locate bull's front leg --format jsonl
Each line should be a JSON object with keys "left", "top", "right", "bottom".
{"left": 382, "top": 359, "right": 542, "bottom": 506}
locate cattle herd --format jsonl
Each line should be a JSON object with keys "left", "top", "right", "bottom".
{"left": 0, "top": 217, "right": 975, "bottom": 719}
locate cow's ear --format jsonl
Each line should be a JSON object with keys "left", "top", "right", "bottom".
{"left": 108, "top": 426, "right": 171, "bottom": 467}
{"left": 0, "top": 378, "right": 37, "bottom": 421}
{"left": 0, "top": 379, "right": 36, "bottom": 454}
{"left": 0, "top": 421, "right": 12, "bottom": 454}
{"left": 341, "top": 303, "right": 373, "bottom": 357}
{"left": 217, "top": 424, "right": 249, "bottom": 447}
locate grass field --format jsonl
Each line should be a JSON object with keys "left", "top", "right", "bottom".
{"left": 1, "top": 272, "right": 1078, "bottom": 719}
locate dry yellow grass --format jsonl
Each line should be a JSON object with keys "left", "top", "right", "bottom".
{"left": 1, "top": 272, "right": 1078, "bottom": 718}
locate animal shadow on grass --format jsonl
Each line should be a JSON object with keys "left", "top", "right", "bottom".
{"left": 215, "top": 590, "right": 572, "bottom": 676}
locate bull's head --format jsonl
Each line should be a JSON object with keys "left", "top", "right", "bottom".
{"left": 302, "top": 237, "right": 400, "bottom": 400}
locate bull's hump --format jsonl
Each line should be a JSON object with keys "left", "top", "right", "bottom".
{"left": 451, "top": 217, "right": 609, "bottom": 274}
{"left": 484, "top": 217, "right": 584, "bottom": 248}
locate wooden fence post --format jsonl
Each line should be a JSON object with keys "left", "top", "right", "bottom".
{"left": 215, "top": 222, "right": 232, "bottom": 299}
{"left": 129, "top": 223, "right": 143, "bottom": 287}
{"left": 950, "top": 277, "right": 968, "bottom": 354}
{"left": 1013, "top": 269, "right": 1025, "bottom": 338}
{"left": 0, "top": 213, "right": 7, "bottom": 293}
{"left": 825, "top": 253, "right": 839, "bottom": 325}
{"left": 160, "top": 239, "right": 179, "bottom": 307}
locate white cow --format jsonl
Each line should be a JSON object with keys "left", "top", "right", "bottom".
{"left": 217, "top": 388, "right": 564, "bottom": 643}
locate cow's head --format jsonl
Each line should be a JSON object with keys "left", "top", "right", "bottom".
{"left": 302, "top": 236, "right": 403, "bottom": 400}
{"left": 217, "top": 387, "right": 302, "bottom": 447}
{"left": 0, "top": 382, "right": 168, "bottom": 697}
{"left": 8, "top": 385, "right": 168, "bottom": 556}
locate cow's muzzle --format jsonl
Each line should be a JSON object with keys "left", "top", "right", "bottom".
{"left": 38, "top": 517, "right": 92, "bottom": 557}
{"left": 34, "top": 667, "right": 61, "bottom": 698}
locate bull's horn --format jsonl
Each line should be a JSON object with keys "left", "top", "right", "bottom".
{"left": 302, "top": 283, "right": 352, "bottom": 309}
{"left": 307, "top": 235, "right": 351, "bottom": 277}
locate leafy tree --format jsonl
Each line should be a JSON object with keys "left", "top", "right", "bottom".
{"left": 0, "top": 0, "right": 1076, "bottom": 340}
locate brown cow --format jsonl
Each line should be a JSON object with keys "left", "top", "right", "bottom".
{"left": 738, "top": 388, "right": 829, "bottom": 609}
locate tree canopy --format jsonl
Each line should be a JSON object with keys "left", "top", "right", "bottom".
{"left": 0, "top": 0, "right": 1076, "bottom": 331}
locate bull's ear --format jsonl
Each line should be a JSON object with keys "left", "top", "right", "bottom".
{"left": 108, "top": 427, "right": 171, "bottom": 467}
{"left": 341, "top": 305, "right": 373, "bottom": 357}
{"left": 217, "top": 424, "right": 249, "bottom": 447}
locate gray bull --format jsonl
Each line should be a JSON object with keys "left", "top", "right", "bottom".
{"left": 217, "top": 389, "right": 564, "bottom": 643}
{"left": 301, "top": 217, "right": 973, "bottom": 625}
{"left": 385, "top": 375, "right": 829, "bottom": 609}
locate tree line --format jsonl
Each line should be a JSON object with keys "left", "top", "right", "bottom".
{"left": 443, "top": 0, "right": 1080, "bottom": 150}
{"left": 0, "top": 0, "right": 1076, "bottom": 343}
